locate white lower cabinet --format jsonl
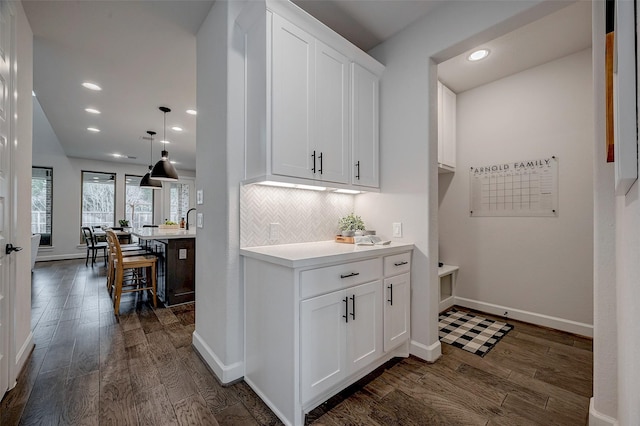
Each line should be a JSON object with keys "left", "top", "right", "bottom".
{"left": 242, "top": 244, "right": 413, "bottom": 426}
{"left": 301, "top": 280, "right": 382, "bottom": 403}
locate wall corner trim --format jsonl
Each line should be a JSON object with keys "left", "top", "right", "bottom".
{"left": 410, "top": 339, "right": 441, "bottom": 362}
{"left": 589, "top": 397, "right": 618, "bottom": 426}
{"left": 13, "top": 332, "right": 34, "bottom": 383}
{"left": 192, "top": 331, "right": 244, "bottom": 384}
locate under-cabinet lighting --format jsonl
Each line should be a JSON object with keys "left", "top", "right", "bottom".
{"left": 334, "top": 189, "right": 361, "bottom": 194}
{"left": 256, "top": 181, "right": 326, "bottom": 191}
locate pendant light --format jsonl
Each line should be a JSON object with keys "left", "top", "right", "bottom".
{"left": 140, "top": 130, "right": 163, "bottom": 190}
{"left": 150, "top": 106, "right": 179, "bottom": 181}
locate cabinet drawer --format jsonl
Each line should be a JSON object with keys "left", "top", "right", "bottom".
{"left": 301, "top": 258, "right": 382, "bottom": 299}
{"left": 384, "top": 252, "right": 411, "bottom": 277}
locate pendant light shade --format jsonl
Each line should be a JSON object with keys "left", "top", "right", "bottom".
{"left": 150, "top": 106, "right": 179, "bottom": 181}
{"left": 140, "top": 131, "right": 162, "bottom": 190}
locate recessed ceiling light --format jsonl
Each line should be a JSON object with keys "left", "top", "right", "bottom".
{"left": 85, "top": 108, "right": 101, "bottom": 114}
{"left": 160, "top": 140, "right": 170, "bottom": 144}
{"left": 468, "top": 49, "right": 490, "bottom": 62}
{"left": 82, "top": 82, "right": 102, "bottom": 91}
{"left": 112, "top": 153, "right": 122, "bottom": 158}
{"left": 87, "top": 127, "right": 100, "bottom": 133}
{"left": 93, "top": 177, "right": 100, "bottom": 180}
{"left": 171, "top": 126, "right": 183, "bottom": 132}
{"left": 186, "top": 109, "right": 197, "bottom": 115}
{"left": 170, "top": 160, "right": 177, "bottom": 164}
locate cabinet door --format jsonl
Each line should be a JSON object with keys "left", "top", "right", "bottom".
{"left": 351, "top": 63, "right": 379, "bottom": 188}
{"left": 314, "top": 41, "right": 349, "bottom": 184}
{"left": 383, "top": 273, "right": 410, "bottom": 351}
{"left": 300, "top": 290, "right": 347, "bottom": 403}
{"left": 346, "top": 280, "right": 383, "bottom": 373}
{"left": 271, "top": 14, "right": 315, "bottom": 179}
{"left": 438, "top": 81, "right": 456, "bottom": 171}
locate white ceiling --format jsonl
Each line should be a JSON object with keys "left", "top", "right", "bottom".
{"left": 24, "top": 0, "right": 591, "bottom": 172}
{"left": 437, "top": 1, "right": 592, "bottom": 93}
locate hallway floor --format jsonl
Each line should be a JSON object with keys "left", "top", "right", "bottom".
{"left": 1, "top": 259, "right": 592, "bottom": 425}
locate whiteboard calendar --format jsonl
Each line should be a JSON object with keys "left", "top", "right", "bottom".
{"left": 470, "top": 157, "right": 558, "bottom": 217}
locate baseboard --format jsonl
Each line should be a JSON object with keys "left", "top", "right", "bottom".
{"left": 454, "top": 297, "right": 593, "bottom": 337}
{"left": 192, "top": 331, "right": 244, "bottom": 384}
{"left": 11, "top": 332, "right": 34, "bottom": 389}
{"left": 589, "top": 397, "right": 618, "bottom": 425}
{"left": 36, "top": 253, "right": 87, "bottom": 262}
{"left": 410, "top": 339, "right": 441, "bottom": 362}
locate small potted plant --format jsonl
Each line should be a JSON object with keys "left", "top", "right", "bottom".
{"left": 338, "top": 213, "right": 365, "bottom": 237}
{"left": 118, "top": 219, "right": 129, "bottom": 228}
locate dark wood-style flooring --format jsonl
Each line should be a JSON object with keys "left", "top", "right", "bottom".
{"left": 0, "top": 259, "right": 592, "bottom": 425}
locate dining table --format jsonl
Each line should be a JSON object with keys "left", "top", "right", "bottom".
{"left": 93, "top": 228, "right": 132, "bottom": 245}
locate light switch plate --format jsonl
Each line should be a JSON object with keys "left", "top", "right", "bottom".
{"left": 392, "top": 222, "right": 402, "bottom": 238}
{"left": 196, "top": 189, "right": 204, "bottom": 205}
{"left": 179, "top": 248, "right": 187, "bottom": 260}
{"left": 196, "top": 213, "right": 203, "bottom": 228}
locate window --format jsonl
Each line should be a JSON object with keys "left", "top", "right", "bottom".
{"left": 81, "top": 171, "right": 116, "bottom": 228}
{"left": 31, "top": 167, "right": 53, "bottom": 246}
{"left": 125, "top": 175, "right": 154, "bottom": 228}
{"left": 169, "top": 182, "right": 190, "bottom": 223}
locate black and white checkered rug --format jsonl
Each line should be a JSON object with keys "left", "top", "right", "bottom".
{"left": 438, "top": 310, "right": 513, "bottom": 357}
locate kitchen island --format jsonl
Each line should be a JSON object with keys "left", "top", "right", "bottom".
{"left": 241, "top": 241, "right": 414, "bottom": 425}
{"left": 132, "top": 228, "right": 196, "bottom": 306}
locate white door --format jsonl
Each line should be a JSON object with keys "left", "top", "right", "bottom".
{"left": 314, "top": 40, "right": 349, "bottom": 184}
{"left": 271, "top": 14, "right": 315, "bottom": 180}
{"left": 346, "top": 280, "right": 382, "bottom": 373}
{"left": 351, "top": 63, "right": 379, "bottom": 188}
{"left": 0, "top": 0, "right": 14, "bottom": 397}
{"left": 300, "top": 289, "right": 347, "bottom": 403}
{"left": 383, "top": 273, "right": 410, "bottom": 351}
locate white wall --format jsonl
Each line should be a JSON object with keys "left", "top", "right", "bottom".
{"left": 193, "top": 0, "right": 246, "bottom": 383}
{"left": 438, "top": 48, "right": 593, "bottom": 334}
{"left": 32, "top": 98, "right": 195, "bottom": 261}
{"left": 12, "top": 0, "right": 35, "bottom": 385}
{"left": 355, "top": 0, "right": 562, "bottom": 361}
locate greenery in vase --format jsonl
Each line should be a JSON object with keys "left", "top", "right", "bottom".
{"left": 338, "top": 213, "right": 365, "bottom": 232}
{"left": 118, "top": 219, "right": 129, "bottom": 227}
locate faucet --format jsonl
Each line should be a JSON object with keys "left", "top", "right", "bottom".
{"left": 186, "top": 208, "right": 196, "bottom": 230}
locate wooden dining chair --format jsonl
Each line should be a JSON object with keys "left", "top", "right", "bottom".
{"left": 81, "top": 226, "right": 107, "bottom": 267}
{"left": 105, "top": 229, "right": 157, "bottom": 315}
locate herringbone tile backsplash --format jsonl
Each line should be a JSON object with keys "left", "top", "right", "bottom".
{"left": 240, "top": 185, "right": 355, "bottom": 247}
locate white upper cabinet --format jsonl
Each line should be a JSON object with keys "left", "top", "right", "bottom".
{"left": 271, "top": 15, "right": 315, "bottom": 180}
{"left": 314, "top": 40, "right": 350, "bottom": 184}
{"left": 437, "top": 80, "right": 456, "bottom": 173}
{"left": 351, "top": 63, "right": 379, "bottom": 188}
{"left": 239, "top": 0, "right": 384, "bottom": 190}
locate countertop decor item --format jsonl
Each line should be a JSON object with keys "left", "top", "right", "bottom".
{"left": 338, "top": 212, "right": 365, "bottom": 236}
{"left": 118, "top": 219, "right": 129, "bottom": 227}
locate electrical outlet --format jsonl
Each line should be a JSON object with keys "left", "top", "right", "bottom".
{"left": 196, "top": 213, "right": 204, "bottom": 228}
{"left": 269, "top": 223, "right": 280, "bottom": 241}
{"left": 392, "top": 222, "right": 402, "bottom": 238}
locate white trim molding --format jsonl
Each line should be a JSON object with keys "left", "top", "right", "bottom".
{"left": 589, "top": 398, "right": 618, "bottom": 426}
{"left": 410, "top": 339, "right": 441, "bottom": 362}
{"left": 455, "top": 297, "right": 594, "bottom": 337}
{"left": 192, "top": 331, "right": 244, "bottom": 384}
{"left": 14, "top": 332, "right": 34, "bottom": 374}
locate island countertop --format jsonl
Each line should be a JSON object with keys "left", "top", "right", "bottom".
{"left": 131, "top": 228, "right": 196, "bottom": 240}
{"left": 240, "top": 240, "right": 414, "bottom": 269}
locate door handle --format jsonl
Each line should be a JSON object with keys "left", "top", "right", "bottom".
{"left": 6, "top": 243, "right": 23, "bottom": 255}
{"left": 343, "top": 296, "right": 349, "bottom": 323}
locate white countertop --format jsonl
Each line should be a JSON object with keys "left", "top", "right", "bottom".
{"left": 240, "top": 240, "right": 414, "bottom": 268}
{"left": 131, "top": 228, "right": 196, "bottom": 240}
